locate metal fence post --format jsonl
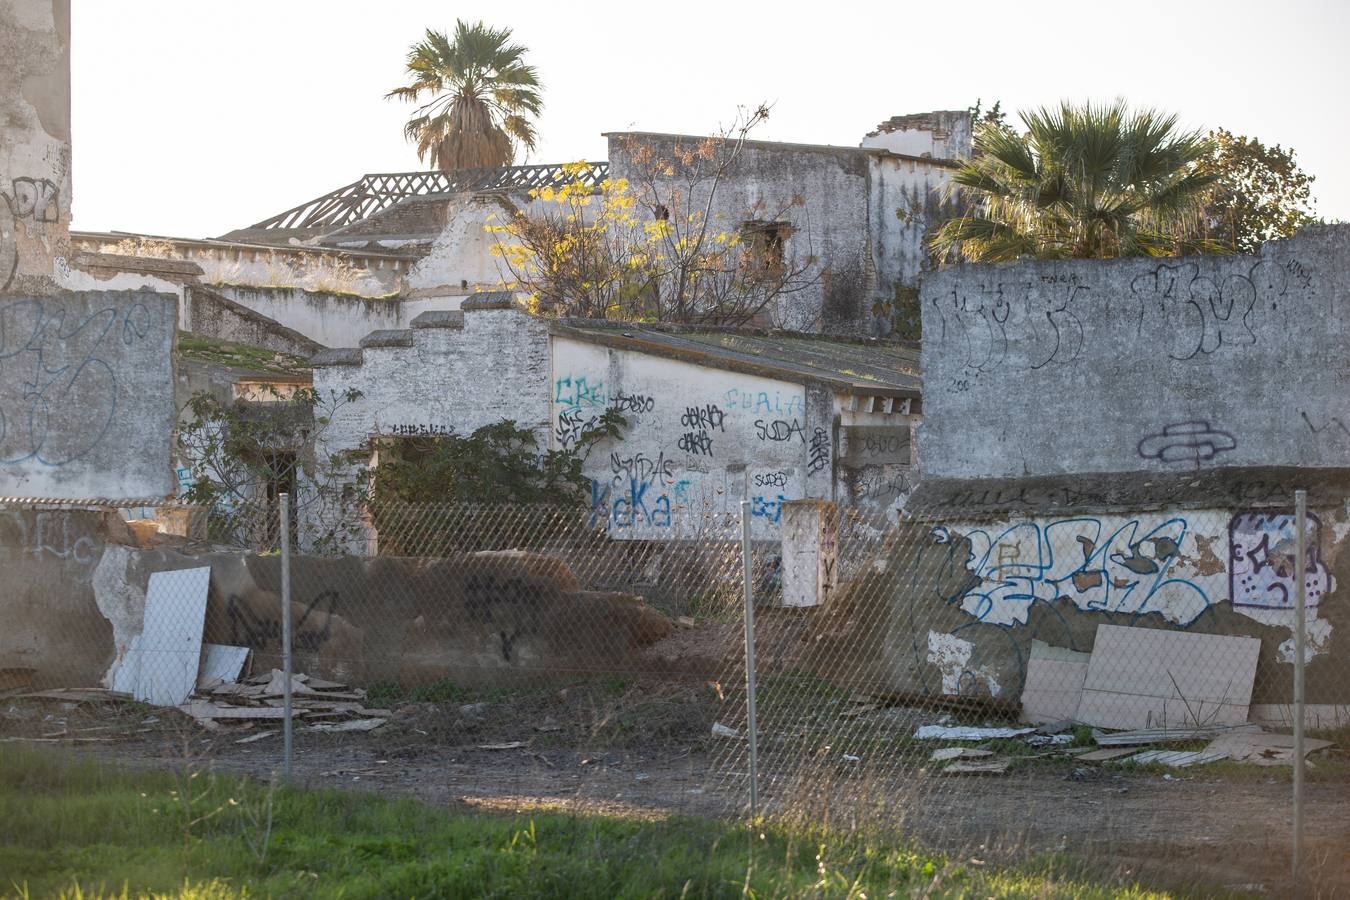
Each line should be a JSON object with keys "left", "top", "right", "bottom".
{"left": 280, "top": 492, "right": 294, "bottom": 782}
{"left": 1293, "top": 489, "right": 1307, "bottom": 890}
{"left": 740, "top": 500, "right": 759, "bottom": 819}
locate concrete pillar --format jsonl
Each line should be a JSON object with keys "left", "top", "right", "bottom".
{"left": 780, "top": 499, "right": 838, "bottom": 608}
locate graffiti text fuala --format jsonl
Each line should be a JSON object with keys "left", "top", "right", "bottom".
{"left": 948, "top": 515, "right": 1221, "bottom": 627}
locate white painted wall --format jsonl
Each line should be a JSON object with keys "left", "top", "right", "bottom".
{"left": 212, "top": 285, "right": 463, "bottom": 349}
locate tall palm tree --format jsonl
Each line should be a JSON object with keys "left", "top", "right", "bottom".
{"left": 386, "top": 21, "right": 543, "bottom": 172}
{"left": 930, "top": 100, "right": 1223, "bottom": 261}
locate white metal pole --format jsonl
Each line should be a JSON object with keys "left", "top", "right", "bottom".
{"left": 280, "top": 492, "right": 294, "bottom": 782}
{"left": 1293, "top": 489, "right": 1307, "bottom": 890}
{"left": 740, "top": 500, "right": 759, "bottom": 819}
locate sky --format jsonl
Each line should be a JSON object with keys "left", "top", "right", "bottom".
{"left": 71, "top": 0, "right": 1349, "bottom": 239}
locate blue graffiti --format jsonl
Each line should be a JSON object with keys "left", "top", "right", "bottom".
{"left": 722, "top": 387, "right": 804, "bottom": 417}
{"left": 948, "top": 516, "right": 1214, "bottom": 626}
{"left": 555, "top": 375, "right": 606, "bottom": 409}
{"left": 751, "top": 494, "right": 786, "bottom": 524}
{"left": 591, "top": 478, "right": 672, "bottom": 530}
{"left": 0, "top": 298, "right": 154, "bottom": 467}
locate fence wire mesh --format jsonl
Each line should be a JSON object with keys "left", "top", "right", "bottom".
{"left": 4, "top": 496, "right": 1348, "bottom": 895}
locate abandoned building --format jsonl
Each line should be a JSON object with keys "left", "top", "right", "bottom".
{"left": 306, "top": 291, "right": 920, "bottom": 549}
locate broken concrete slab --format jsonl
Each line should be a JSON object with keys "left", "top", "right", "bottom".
{"left": 1076, "top": 625, "right": 1261, "bottom": 730}
{"left": 1202, "top": 730, "right": 1333, "bottom": 766}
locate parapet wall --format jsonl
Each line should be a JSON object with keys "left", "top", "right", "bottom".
{"left": 919, "top": 226, "right": 1350, "bottom": 479}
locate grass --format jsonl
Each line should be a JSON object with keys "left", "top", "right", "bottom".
{"left": 0, "top": 746, "right": 1173, "bottom": 899}
{"left": 176, "top": 332, "right": 311, "bottom": 375}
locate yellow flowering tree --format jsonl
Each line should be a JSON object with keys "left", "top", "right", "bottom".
{"left": 488, "top": 106, "right": 817, "bottom": 325}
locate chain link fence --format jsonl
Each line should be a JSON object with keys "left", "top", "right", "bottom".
{"left": 3, "top": 493, "right": 1347, "bottom": 894}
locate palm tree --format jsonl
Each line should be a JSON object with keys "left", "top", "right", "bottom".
{"left": 930, "top": 100, "right": 1223, "bottom": 261}
{"left": 386, "top": 21, "right": 543, "bottom": 172}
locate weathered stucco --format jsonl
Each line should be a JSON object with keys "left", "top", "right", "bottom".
{"left": 1, "top": 0, "right": 71, "bottom": 294}
{"left": 213, "top": 284, "right": 463, "bottom": 349}
{"left": 919, "top": 226, "right": 1350, "bottom": 479}
{"left": 0, "top": 291, "right": 178, "bottom": 499}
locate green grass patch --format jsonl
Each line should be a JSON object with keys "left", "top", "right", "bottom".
{"left": 1, "top": 745, "right": 1173, "bottom": 899}
{"left": 177, "top": 332, "right": 311, "bottom": 375}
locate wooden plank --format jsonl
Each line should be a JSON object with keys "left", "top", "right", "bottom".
{"left": 1076, "top": 625, "right": 1260, "bottom": 730}
{"left": 1020, "top": 641, "right": 1089, "bottom": 724}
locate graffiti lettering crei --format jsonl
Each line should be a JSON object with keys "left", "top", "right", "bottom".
{"left": 942, "top": 515, "right": 1218, "bottom": 627}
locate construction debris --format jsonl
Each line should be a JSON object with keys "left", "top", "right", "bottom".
{"left": 477, "top": 741, "right": 527, "bottom": 750}
{"left": 1092, "top": 723, "right": 1259, "bottom": 746}
{"left": 931, "top": 747, "right": 995, "bottom": 762}
{"left": 1201, "top": 730, "right": 1333, "bottom": 766}
{"left": 942, "top": 756, "right": 1012, "bottom": 774}
{"left": 1125, "top": 749, "right": 1228, "bottom": 768}
{"left": 914, "top": 724, "right": 1034, "bottom": 741}
{"left": 179, "top": 669, "right": 391, "bottom": 731}
{"left": 711, "top": 722, "right": 742, "bottom": 739}
{"left": 1077, "top": 747, "right": 1139, "bottom": 762}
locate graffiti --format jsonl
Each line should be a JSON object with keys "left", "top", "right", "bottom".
{"left": 591, "top": 477, "right": 673, "bottom": 529}
{"left": 751, "top": 494, "right": 786, "bottom": 523}
{"left": 1283, "top": 258, "right": 1314, "bottom": 293}
{"left": 226, "top": 590, "right": 339, "bottom": 654}
{"left": 1300, "top": 410, "right": 1350, "bottom": 443}
{"left": 681, "top": 404, "right": 726, "bottom": 432}
{"left": 722, "top": 387, "right": 804, "bottom": 417}
{"left": 807, "top": 427, "right": 831, "bottom": 475}
{"left": 754, "top": 418, "right": 805, "bottom": 443}
{"left": 852, "top": 470, "right": 910, "bottom": 503}
{"left": 1229, "top": 511, "right": 1333, "bottom": 609}
{"left": 752, "top": 470, "right": 789, "bottom": 489}
{"left": 948, "top": 516, "right": 1217, "bottom": 627}
{"left": 26, "top": 511, "right": 96, "bottom": 564}
{"left": 0, "top": 297, "right": 155, "bottom": 467}
{"left": 384, "top": 423, "right": 452, "bottom": 436}
{"left": 7, "top": 178, "right": 59, "bottom": 223}
{"left": 610, "top": 451, "right": 676, "bottom": 487}
{"left": 677, "top": 430, "right": 714, "bottom": 456}
{"left": 610, "top": 391, "right": 654, "bottom": 414}
{"left": 1136, "top": 421, "right": 1237, "bottom": 464}
{"left": 554, "top": 408, "right": 601, "bottom": 449}
{"left": 554, "top": 375, "right": 606, "bottom": 409}
{"left": 931, "top": 277, "right": 1085, "bottom": 377}
{"left": 1128, "top": 260, "right": 1292, "bottom": 361}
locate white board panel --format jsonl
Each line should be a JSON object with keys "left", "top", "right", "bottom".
{"left": 1076, "top": 625, "right": 1260, "bottom": 730}
{"left": 197, "top": 643, "right": 250, "bottom": 687}
{"left": 131, "top": 567, "right": 211, "bottom": 706}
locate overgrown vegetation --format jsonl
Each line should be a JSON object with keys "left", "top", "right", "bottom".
{"left": 1199, "top": 128, "right": 1319, "bottom": 252}
{"left": 487, "top": 105, "right": 820, "bottom": 327}
{"left": 0, "top": 746, "right": 1173, "bottom": 899}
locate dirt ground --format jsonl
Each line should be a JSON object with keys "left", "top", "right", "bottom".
{"left": 5, "top": 687, "right": 1349, "bottom": 898}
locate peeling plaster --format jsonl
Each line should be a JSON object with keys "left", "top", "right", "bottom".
{"left": 927, "top": 630, "right": 1000, "bottom": 697}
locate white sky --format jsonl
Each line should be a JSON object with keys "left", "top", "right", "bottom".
{"left": 71, "top": 0, "right": 1349, "bottom": 238}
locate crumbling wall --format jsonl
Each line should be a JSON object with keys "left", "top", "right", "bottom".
{"left": 0, "top": 507, "right": 674, "bottom": 691}
{"left": 919, "top": 226, "right": 1350, "bottom": 479}
{"left": 808, "top": 503, "right": 1350, "bottom": 710}
{"left": 0, "top": 290, "right": 178, "bottom": 499}
{"left": 607, "top": 134, "right": 875, "bottom": 335}
{"left": 185, "top": 286, "right": 323, "bottom": 358}
{"left": 1, "top": 0, "right": 71, "bottom": 294}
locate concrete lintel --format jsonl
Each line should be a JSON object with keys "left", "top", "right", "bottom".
{"left": 461, "top": 291, "right": 517, "bottom": 311}
{"left": 311, "top": 348, "right": 364, "bottom": 367}
{"left": 410, "top": 309, "right": 466, "bottom": 330}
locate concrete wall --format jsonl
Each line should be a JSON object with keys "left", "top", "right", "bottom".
{"left": 0, "top": 508, "right": 671, "bottom": 690}
{"left": 0, "top": 291, "right": 177, "bottom": 499}
{"left": 868, "top": 155, "right": 960, "bottom": 327}
{"left": 1, "top": 0, "right": 71, "bottom": 294}
{"left": 553, "top": 335, "right": 825, "bottom": 537}
{"left": 861, "top": 110, "right": 973, "bottom": 161}
{"left": 808, "top": 502, "right": 1350, "bottom": 716}
{"left": 402, "top": 193, "right": 550, "bottom": 298}
{"left": 211, "top": 284, "right": 462, "bottom": 349}
{"left": 184, "top": 286, "right": 323, "bottom": 358}
{"left": 919, "top": 226, "right": 1350, "bottom": 479}
{"left": 608, "top": 134, "right": 875, "bottom": 334}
